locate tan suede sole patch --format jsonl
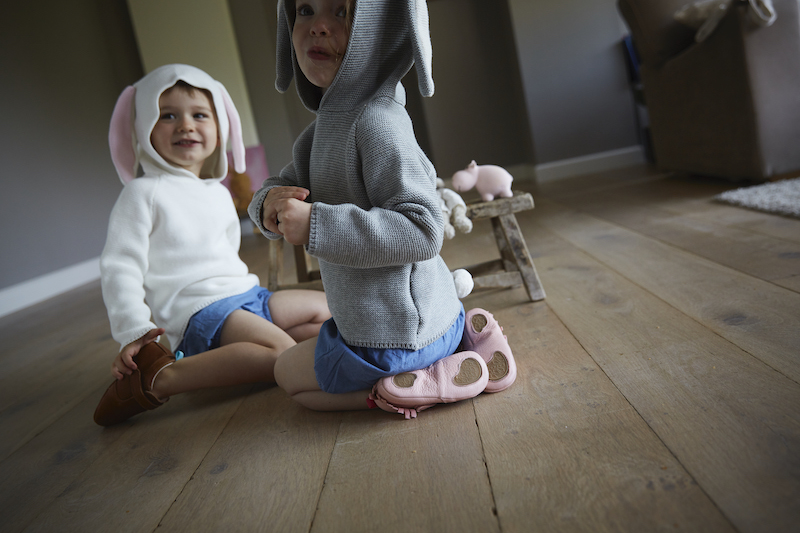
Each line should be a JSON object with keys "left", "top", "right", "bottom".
{"left": 393, "top": 372, "right": 417, "bottom": 388}
{"left": 471, "top": 313, "right": 488, "bottom": 333}
{"left": 453, "top": 357, "right": 483, "bottom": 386}
{"left": 392, "top": 357, "right": 484, "bottom": 389}
{"left": 487, "top": 351, "right": 509, "bottom": 381}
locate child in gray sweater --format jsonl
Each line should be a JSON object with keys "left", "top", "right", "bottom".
{"left": 250, "top": 0, "right": 514, "bottom": 416}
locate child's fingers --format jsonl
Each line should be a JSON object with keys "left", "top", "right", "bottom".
{"left": 123, "top": 351, "right": 137, "bottom": 366}
{"left": 264, "top": 188, "right": 310, "bottom": 233}
{"left": 264, "top": 214, "right": 281, "bottom": 235}
{"left": 112, "top": 355, "right": 135, "bottom": 380}
{"left": 276, "top": 200, "right": 312, "bottom": 245}
{"left": 262, "top": 201, "right": 281, "bottom": 234}
{"left": 264, "top": 201, "right": 292, "bottom": 235}
{"left": 111, "top": 328, "right": 162, "bottom": 380}
{"left": 268, "top": 186, "right": 309, "bottom": 201}
{"left": 142, "top": 328, "right": 165, "bottom": 344}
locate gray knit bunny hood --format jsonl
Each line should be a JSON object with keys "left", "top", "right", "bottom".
{"left": 275, "top": 0, "right": 434, "bottom": 112}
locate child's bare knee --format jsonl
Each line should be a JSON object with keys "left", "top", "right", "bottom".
{"left": 273, "top": 353, "right": 296, "bottom": 394}
{"left": 273, "top": 335, "right": 297, "bottom": 355}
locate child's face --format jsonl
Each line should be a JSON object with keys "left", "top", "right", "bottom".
{"left": 292, "top": 0, "right": 351, "bottom": 91}
{"left": 150, "top": 87, "right": 219, "bottom": 177}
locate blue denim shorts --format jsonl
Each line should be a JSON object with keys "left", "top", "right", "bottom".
{"left": 177, "top": 286, "right": 272, "bottom": 357}
{"left": 314, "top": 305, "right": 465, "bottom": 394}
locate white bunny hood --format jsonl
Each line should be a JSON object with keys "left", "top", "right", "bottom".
{"left": 109, "top": 64, "right": 245, "bottom": 185}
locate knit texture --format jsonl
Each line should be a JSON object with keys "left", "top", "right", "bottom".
{"left": 250, "top": 0, "right": 460, "bottom": 349}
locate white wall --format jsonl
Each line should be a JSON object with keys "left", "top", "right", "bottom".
{"left": 228, "top": 0, "right": 314, "bottom": 174}
{"left": 127, "top": 0, "right": 260, "bottom": 148}
{"left": 0, "top": 0, "right": 646, "bottom": 317}
{"left": 0, "top": 0, "right": 142, "bottom": 313}
{"left": 422, "top": 0, "right": 535, "bottom": 178}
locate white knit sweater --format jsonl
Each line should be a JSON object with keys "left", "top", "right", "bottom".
{"left": 102, "top": 64, "right": 257, "bottom": 351}
{"left": 100, "top": 172, "right": 258, "bottom": 350}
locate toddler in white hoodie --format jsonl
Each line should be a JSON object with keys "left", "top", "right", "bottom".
{"left": 94, "top": 64, "right": 330, "bottom": 426}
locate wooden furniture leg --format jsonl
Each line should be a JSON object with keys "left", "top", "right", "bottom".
{"left": 267, "top": 239, "right": 282, "bottom": 292}
{"left": 464, "top": 192, "right": 546, "bottom": 302}
{"left": 267, "top": 239, "right": 323, "bottom": 291}
{"left": 294, "top": 245, "right": 311, "bottom": 284}
{"left": 497, "top": 213, "right": 546, "bottom": 301}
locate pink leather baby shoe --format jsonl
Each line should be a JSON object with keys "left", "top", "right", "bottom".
{"left": 369, "top": 351, "right": 489, "bottom": 419}
{"left": 461, "top": 308, "right": 517, "bottom": 393}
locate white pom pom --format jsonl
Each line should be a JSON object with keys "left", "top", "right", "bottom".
{"left": 452, "top": 268, "right": 474, "bottom": 299}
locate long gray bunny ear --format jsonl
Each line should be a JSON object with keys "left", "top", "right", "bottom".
{"left": 408, "top": 0, "right": 434, "bottom": 97}
{"left": 275, "top": 0, "right": 294, "bottom": 93}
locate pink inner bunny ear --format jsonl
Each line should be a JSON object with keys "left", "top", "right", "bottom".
{"left": 220, "top": 85, "right": 246, "bottom": 174}
{"left": 109, "top": 86, "right": 137, "bottom": 184}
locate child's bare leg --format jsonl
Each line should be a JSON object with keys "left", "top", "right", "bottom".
{"left": 268, "top": 289, "right": 331, "bottom": 342}
{"left": 151, "top": 310, "right": 295, "bottom": 399}
{"left": 274, "top": 338, "right": 370, "bottom": 411}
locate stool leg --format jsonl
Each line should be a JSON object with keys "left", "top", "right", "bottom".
{"left": 267, "top": 239, "right": 282, "bottom": 292}
{"left": 294, "top": 245, "right": 310, "bottom": 283}
{"left": 491, "top": 217, "right": 517, "bottom": 272}
{"left": 497, "top": 214, "right": 546, "bottom": 301}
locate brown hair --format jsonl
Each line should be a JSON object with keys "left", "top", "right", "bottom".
{"left": 163, "top": 80, "right": 214, "bottom": 107}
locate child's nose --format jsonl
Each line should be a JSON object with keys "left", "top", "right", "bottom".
{"left": 310, "top": 15, "right": 333, "bottom": 36}
{"left": 177, "top": 117, "right": 195, "bottom": 132}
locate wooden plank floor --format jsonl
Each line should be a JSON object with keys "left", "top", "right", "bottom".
{"left": 1, "top": 165, "right": 798, "bottom": 533}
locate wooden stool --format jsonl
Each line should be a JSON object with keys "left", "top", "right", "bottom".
{"left": 463, "top": 192, "right": 546, "bottom": 301}
{"left": 266, "top": 239, "right": 322, "bottom": 291}
{"left": 266, "top": 191, "right": 545, "bottom": 302}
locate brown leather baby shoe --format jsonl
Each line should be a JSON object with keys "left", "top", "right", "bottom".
{"left": 93, "top": 342, "right": 175, "bottom": 426}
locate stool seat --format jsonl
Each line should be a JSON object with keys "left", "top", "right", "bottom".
{"left": 463, "top": 192, "right": 545, "bottom": 302}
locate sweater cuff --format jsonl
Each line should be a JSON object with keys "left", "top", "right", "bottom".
{"left": 307, "top": 202, "right": 320, "bottom": 256}
{"left": 248, "top": 186, "right": 281, "bottom": 239}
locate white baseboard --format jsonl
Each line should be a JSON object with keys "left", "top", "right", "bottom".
{"left": 534, "top": 145, "right": 645, "bottom": 183}
{"left": 0, "top": 146, "right": 644, "bottom": 319}
{"left": 0, "top": 257, "right": 101, "bottom": 319}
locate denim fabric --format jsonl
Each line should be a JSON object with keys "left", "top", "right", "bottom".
{"left": 177, "top": 286, "right": 273, "bottom": 357}
{"left": 314, "top": 305, "right": 465, "bottom": 394}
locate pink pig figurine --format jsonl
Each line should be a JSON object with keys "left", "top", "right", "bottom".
{"left": 451, "top": 160, "right": 513, "bottom": 201}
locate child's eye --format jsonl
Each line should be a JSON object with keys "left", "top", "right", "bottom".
{"left": 336, "top": 7, "right": 347, "bottom": 17}
{"left": 159, "top": 113, "right": 176, "bottom": 120}
{"left": 297, "top": 4, "right": 313, "bottom": 16}
{"left": 194, "top": 113, "right": 208, "bottom": 119}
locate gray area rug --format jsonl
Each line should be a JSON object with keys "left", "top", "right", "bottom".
{"left": 714, "top": 177, "right": 800, "bottom": 219}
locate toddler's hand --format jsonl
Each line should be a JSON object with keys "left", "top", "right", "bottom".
{"left": 263, "top": 186, "right": 309, "bottom": 234}
{"left": 276, "top": 199, "right": 312, "bottom": 246}
{"left": 112, "top": 328, "right": 165, "bottom": 380}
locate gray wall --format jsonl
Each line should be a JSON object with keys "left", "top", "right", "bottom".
{"left": 0, "top": 0, "right": 640, "bottom": 300}
{"left": 508, "top": 0, "right": 639, "bottom": 164}
{"left": 229, "top": 0, "right": 639, "bottom": 179}
{"left": 228, "top": 0, "right": 315, "bottom": 175}
{"left": 422, "top": 0, "right": 535, "bottom": 178}
{"left": 0, "top": 0, "right": 142, "bottom": 290}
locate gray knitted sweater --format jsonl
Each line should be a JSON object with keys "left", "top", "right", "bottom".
{"left": 249, "top": 0, "right": 461, "bottom": 350}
